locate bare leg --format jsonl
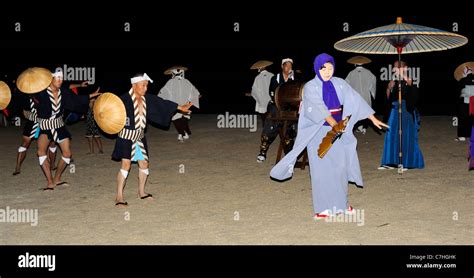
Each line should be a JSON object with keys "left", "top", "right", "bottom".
{"left": 137, "top": 160, "right": 153, "bottom": 200}
{"left": 48, "top": 141, "right": 57, "bottom": 171}
{"left": 37, "top": 134, "right": 54, "bottom": 189}
{"left": 94, "top": 137, "right": 103, "bottom": 153}
{"left": 116, "top": 159, "right": 131, "bottom": 206}
{"left": 13, "top": 136, "right": 32, "bottom": 175}
{"left": 86, "top": 137, "right": 93, "bottom": 154}
{"left": 53, "top": 139, "right": 71, "bottom": 185}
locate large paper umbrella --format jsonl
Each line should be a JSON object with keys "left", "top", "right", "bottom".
{"left": 334, "top": 17, "right": 468, "bottom": 174}
{"left": 334, "top": 17, "right": 468, "bottom": 55}
{"left": 16, "top": 67, "right": 53, "bottom": 94}
{"left": 93, "top": 92, "right": 126, "bottom": 134}
{"left": 0, "top": 81, "right": 11, "bottom": 110}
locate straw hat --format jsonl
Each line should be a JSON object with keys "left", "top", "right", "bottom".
{"left": 347, "top": 56, "right": 372, "bottom": 65}
{"left": 454, "top": 62, "right": 474, "bottom": 81}
{"left": 250, "top": 60, "right": 273, "bottom": 70}
{"left": 16, "top": 67, "right": 53, "bottom": 94}
{"left": 93, "top": 92, "right": 126, "bottom": 134}
{"left": 0, "top": 81, "right": 11, "bottom": 110}
{"left": 164, "top": 66, "right": 188, "bottom": 75}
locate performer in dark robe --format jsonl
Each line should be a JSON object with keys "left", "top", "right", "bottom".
{"left": 470, "top": 96, "right": 474, "bottom": 170}
{"left": 12, "top": 94, "right": 46, "bottom": 175}
{"left": 112, "top": 73, "right": 192, "bottom": 207}
{"left": 379, "top": 61, "right": 424, "bottom": 170}
{"left": 13, "top": 77, "right": 90, "bottom": 175}
{"left": 32, "top": 69, "right": 101, "bottom": 189}
{"left": 257, "top": 58, "right": 297, "bottom": 163}
{"left": 456, "top": 66, "right": 474, "bottom": 141}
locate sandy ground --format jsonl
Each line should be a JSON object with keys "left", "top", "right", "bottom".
{"left": 0, "top": 115, "right": 472, "bottom": 245}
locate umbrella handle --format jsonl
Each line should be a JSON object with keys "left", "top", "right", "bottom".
{"left": 398, "top": 80, "right": 403, "bottom": 175}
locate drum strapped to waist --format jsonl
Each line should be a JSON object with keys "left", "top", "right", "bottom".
{"left": 274, "top": 80, "right": 305, "bottom": 119}
{"left": 38, "top": 117, "right": 64, "bottom": 130}
{"left": 118, "top": 128, "right": 144, "bottom": 142}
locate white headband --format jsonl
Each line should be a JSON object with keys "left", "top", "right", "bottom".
{"left": 281, "top": 58, "right": 293, "bottom": 65}
{"left": 52, "top": 70, "right": 63, "bottom": 78}
{"left": 131, "top": 73, "right": 153, "bottom": 84}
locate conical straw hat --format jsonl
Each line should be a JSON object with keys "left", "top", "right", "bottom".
{"left": 16, "top": 67, "right": 53, "bottom": 94}
{"left": 347, "top": 56, "right": 372, "bottom": 65}
{"left": 164, "top": 66, "right": 188, "bottom": 75}
{"left": 93, "top": 92, "right": 126, "bottom": 134}
{"left": 0, "top": 81, "right": 11, "bottom": 110}
{"left": 250, "top": 60, "right": 273, "bottom": 70}
{"left": 454, "top": 62, "right": 474, "bottom": 81}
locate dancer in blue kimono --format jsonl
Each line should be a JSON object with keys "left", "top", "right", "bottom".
{"left": 379, "top": 61, "right": 424, "bottom": 170}
{"left": 270, "top": 53, "right": 388, "bottom": 219}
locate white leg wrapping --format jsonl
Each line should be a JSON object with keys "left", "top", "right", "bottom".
{"left": 49, "top": 147, "right": 57, "bottom": 153}
{"left": 120, "top": 169, "right": 129, "bottom": 178}
{"left": 38, "top": 155, "right": 47, "bottom": 165}
{"left": 62, "top": 156, "right": 71, "bottom": 164}
{"left": 139, "top": 168, "right": 149, "bottom": 175}
{"left": 18, "top": 146, "right": 27, "bottom": 152}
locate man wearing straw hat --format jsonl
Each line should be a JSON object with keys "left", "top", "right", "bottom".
{"left": 159, "top": 66, "right": 200, "bottom": 142}
{"left": 250, "top": 60, "right": 274, "bottom": 127}
{"left": 345, "top": 56, "right": 376, "bottom": 134}
{"left": 112, "top": 73, "right": 193, "bottom": 207}
{"left": 12, "top": 92, "right": 59, "bottom": 176}
{"left": 33, "top": 69, "right": 101, "bottom": 190}
{"left": 257, "top": 57, "right": 297, "bottom": 163}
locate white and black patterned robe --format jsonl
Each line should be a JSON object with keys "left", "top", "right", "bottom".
{"left": 21, "top": 94, "right": 40, "bottom": 139}
{"left": 112, "top": 90, "right": 178, "bottom": 161}
{"left": 32, "top": 86, "right": 89, "bottom": 142}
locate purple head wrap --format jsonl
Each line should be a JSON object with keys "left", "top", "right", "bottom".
{"left": 314, "top": 53, "right": 342, "bottom": 124}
